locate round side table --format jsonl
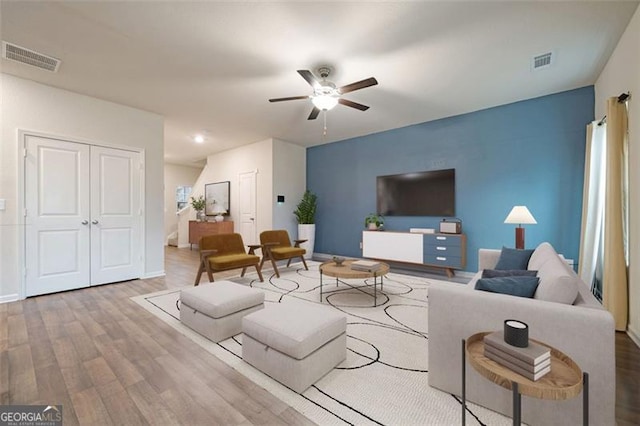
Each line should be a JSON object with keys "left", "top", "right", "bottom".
{"left": 462, "top": 332, "right": 587, "bottom": 425}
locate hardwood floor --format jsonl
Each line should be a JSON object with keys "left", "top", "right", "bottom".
{"left": 0, "top": 247, "right": 312, "bottom": 426}
{"left": 1, "top": 246, "right": 639, "bottom": 425}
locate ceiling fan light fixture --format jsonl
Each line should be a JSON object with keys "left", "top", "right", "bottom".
{"left": 312, "top": 94, "right": 338, "bottom": 111}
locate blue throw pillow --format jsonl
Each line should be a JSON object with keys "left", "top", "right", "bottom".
{"left": 494, "top": 247, "right": 534, "bottom": 270}
{"left": 475, "top": 276, "right": 540, "bottom": 298}
{"left": 482, "top": 269, "right": 538, "bottom": 278}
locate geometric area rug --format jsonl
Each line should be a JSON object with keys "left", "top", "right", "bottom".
{"left": 131, "top": 261, "right": 511, "bottom": 425}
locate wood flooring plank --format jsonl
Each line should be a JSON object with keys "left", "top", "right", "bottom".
{"left": 8, "top": 344, "right": 38, "bottom": 404}
{"left": 70, "top": 386, "right": 113, "bottom": 425}
{"left": 60, "top": 367, "right": 94, "bottom": 396}
{"left": 93, "top": 334, "right": 144, "bottom": 387}
{"left": 153, "top": 353, "right": 249, "bottom": 425}
{"left": 95, "top": 380, "right": 147, "bottom": 426}
{"left": 0, "top": 348, "right": 9, "bottom": 404}
{"left": 28, "top": 326, "right": 57, "bottom": 370}
{"left": 65, "top": 321, "right": 100, "bottom": 362}
{"left": 50, "top": 336, "right": 82, "bottom": 369}
{"left": 33, "top": 364, "right": 80, "bottom": 426}
{"left": 83, "top": 357, "right": 118, "bottom": 388}
{"left": 158, "top": 387, "right": 219, "bottom": 426}
{"left": 126, "top": 380, "right": 182, "bottom": 425}
{"left": 8, "top": 314, "right": 28, "bottom": 347}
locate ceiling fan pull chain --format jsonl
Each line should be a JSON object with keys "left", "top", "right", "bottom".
{"left": 323, "top": 111, "right": 328, "bottom": 136}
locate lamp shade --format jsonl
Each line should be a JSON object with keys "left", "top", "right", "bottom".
{"left": 504, "top": 206, "right": 537, "bottom": 225}
{"left": 312, "top": 94, "right": 338, "bottom": 110}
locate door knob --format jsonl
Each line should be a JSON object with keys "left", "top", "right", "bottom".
{"left": 91, "top": 220, "right": 99, "bottom": 225}
{"left": 81, "top": 220, "right": 89, "bottom": 225}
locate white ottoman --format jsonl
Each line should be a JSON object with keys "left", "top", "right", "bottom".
{"left": 180, "top": 281, "right": 264, "bottom": 342}
{"left": 242, "top": 302, "right": 347, "bottom": 393}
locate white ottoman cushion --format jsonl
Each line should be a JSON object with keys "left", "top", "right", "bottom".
{"left": 242, "top": 302, "right": 346, "bottom": 359}
{"left": 242, "top": 302, "right": 347, "bottom": 392}
{"left": 181, "top": 281, "right": 264, "bottom": 318}
{"left": 180, "top": 281, "right": 264, "bottom": 342}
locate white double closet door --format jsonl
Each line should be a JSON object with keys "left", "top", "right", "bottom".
{"left": 25, "top": 135, "right": 142, "bottom": 297}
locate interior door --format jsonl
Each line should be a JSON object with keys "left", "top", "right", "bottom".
{"left": 90, "top": 146, "right": 142, "bottom": 285}
{"left": 238, "top": 171, "right": 257, "bottom": 245}
{"left": 25, "top": 136, "right": 91, "bottom": 296}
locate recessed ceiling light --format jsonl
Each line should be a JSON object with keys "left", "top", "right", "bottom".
{"left": 194, "top": 134, "right": 204, "bottom": 143}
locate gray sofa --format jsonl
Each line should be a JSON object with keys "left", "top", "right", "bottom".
{"left": 428, "top": 242, "right": 615, "bottom": 425}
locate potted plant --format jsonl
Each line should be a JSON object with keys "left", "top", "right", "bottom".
{"left": 364, "top": 213, "right": 384, "bottom": 230}
{"left": 190, "top": 195, "right": 206, "bottom": 221}
{"left": 294, "top": 190, "right": 317, "bottom": 259}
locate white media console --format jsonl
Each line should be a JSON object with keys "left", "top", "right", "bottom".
{"left": 362, "top": 230, "right": 467, "bottom": 277}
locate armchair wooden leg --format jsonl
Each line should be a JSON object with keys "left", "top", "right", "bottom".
{"left": 255, "top": 265, "right": 264, "bottom": 282}
{"left": 194, "top": 261, "right": 205, "bottom": 286}
{"left": 300, "top": 256, "right": 308, "bottom": 271}
{"left": 286, "top": 259, "right": 292, "bottom": 267}
{"left": 204, "top": 260, "right": 214, "bottom": 283}
{"left": 269, "top": 255, "right": 281, "bottom": 278}
{"left": 241, "top": 267, "right": 247, "bottom": 277}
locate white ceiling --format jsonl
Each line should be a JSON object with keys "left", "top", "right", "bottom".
{"left": 1, "top": 1, "right": 637, "bottom": 166}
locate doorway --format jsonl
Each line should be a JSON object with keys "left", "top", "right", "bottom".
{"left": 24, "top": 134, "right": 143, "bottom": 296}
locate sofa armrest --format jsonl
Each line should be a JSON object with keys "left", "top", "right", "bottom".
{"left": 478, "top": 248, "right": 501, "bottom": 271}
{"left": 428, "top": 282, "right": 615, "bottom": 425}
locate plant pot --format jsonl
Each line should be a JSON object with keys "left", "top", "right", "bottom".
{"left": 196, "top": 210, "right": 206, "bottom": 222}
{"left": 368, "top": 222, "right": 378, "bottom": 230}
{"left": 298, "top": 224, "right": 315, "bottom": 260}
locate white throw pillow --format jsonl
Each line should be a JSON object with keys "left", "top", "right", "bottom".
{"left": 529, "top": 242, "right": 579, "bottom": 305}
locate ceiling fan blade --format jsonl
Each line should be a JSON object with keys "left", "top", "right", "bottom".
{"left": 298, "top": 70, "right": 320, "bottom": 88}
{"left": 308, "top": 107, "right": 321, "bottom": 120}
{"left": 338, "top": 77, "right": 378, "bottom": 94}
{"left": 339, "top": 98, "right": 370, "bottom": 111}
{"left": 269, "top": 95, "right": 310, "bottom": 102}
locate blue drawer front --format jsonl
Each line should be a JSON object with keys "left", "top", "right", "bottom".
{"left": 424, "top": 234, "right": 462, "bottom": 247}
{"left": 424, "top": 244, "right": 462, "bottom": 257}
{"left": 424, "top": 254, "right": 463, "bottom": 269}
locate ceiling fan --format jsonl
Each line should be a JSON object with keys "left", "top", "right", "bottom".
{"left": 269, "top": 67, "right": 378, "bottom": 120}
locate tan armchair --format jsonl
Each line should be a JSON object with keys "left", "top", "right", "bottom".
{"left": 194, "top": 233, "right": 263, "bottom": 285}
{"left": 259, "top": 230, "right": 308, "bottom": 278}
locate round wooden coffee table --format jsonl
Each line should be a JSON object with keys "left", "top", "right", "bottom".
{"left": 319, "top": 259, "right": 390, "bottom": 306}
{"left": 462, "top": 332, "right": 587, "bottom": 425}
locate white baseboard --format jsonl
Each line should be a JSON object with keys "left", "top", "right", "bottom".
{"left": 178, "top": 243, "right": 190, "bottom": 249}
{"left": 628, "top": 325, "right": 640, "bottom": 349}
{"left": 0, "top": 293, "right": 20, "bottom": 304}
{"left": 142, "top": 270, "right": 165, "bottom": 279}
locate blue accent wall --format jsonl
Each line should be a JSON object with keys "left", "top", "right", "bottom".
{"left": 307, "top": 87, "right": 594, "bottom": 271}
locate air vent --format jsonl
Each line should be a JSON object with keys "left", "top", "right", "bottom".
{"left": 532, "top": 52, "right": 553, "bottom": 70}
{"left": 2, "top": 41, "right": 61, "bottom": 72}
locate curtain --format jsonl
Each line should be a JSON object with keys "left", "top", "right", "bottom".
{"left": 578, "top": 122, "right": 606, "bottom": 297}
{"left": 603, "top": 97, "right": 629, "bottom": 331}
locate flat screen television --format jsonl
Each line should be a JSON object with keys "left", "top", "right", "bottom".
{"left": 376, "top": 169, "right": 455, "bottom": 216}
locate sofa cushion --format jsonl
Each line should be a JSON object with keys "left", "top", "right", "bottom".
{"left": 528, "top": 242, "right": 579, "bottom": 305}
{"left": 475, "top": 276, "right": 540, "bottom": 298}
{"left": 482, "top": 269, "right": 538, "bottom": 278}
{"left": 495, "top": 247, "right": 534, "bottom": 270}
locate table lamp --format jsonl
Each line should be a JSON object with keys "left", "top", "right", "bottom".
{"left": 504, "top": 206, "right": 537, "bottom": 249}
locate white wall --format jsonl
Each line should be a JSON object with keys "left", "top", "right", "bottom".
{"left": 190, "top": 139, "right": 274, "bottom": 245}
{"left": 595, "top": 5, "right": 640, "bottom": 344}
{"left": 0, "top": 74, "right": 165, "bottom": 300}
{"left": 164, "top": 163, "right": 202, "bottom": 242}
{"left": 272, "top": 138, "right": 306, "bottom": 239}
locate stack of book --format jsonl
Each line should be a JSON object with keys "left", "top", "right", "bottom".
{"left": 483, "top": 331, "right": 551, "bottom": 381}
{"left": 351, "top": 260, "right": 382, "bottom": 272}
